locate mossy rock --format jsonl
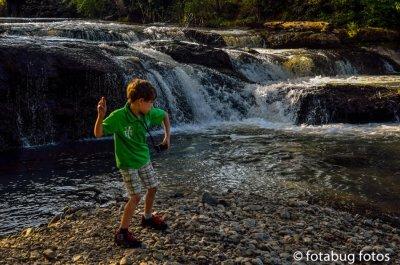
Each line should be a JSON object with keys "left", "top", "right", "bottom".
{"left": 283, "top": 55, "right": 315, "bottom": 75}
{"left": 222, "top": 34, "right": 264, "bottom": 48}
{"left": 340, "top": 27, "right": 400, "bottom": 44}
{"left": 355, "top": 27, "right": 400, "bottom": 43}
{"left": 264, "top": 21, "right": 331, "bottom": 32}
{"left": 263, "top": 31, "right": 341, "bottom": 49}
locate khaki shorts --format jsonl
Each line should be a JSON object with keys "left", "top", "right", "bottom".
{"left": 119, "top": 162, "right": 159, "bottom": 195}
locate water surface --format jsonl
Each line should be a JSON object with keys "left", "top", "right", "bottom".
{"left": 1, "top": 122, "right": 400, "bottom": 235}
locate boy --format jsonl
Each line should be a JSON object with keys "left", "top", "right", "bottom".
{"left": 94, "top": 78, "right": 171, "bottom": 248}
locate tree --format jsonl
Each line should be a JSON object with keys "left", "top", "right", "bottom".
{"left": 6, "top": 0, "right": 26, "bottom": 16}
{"left": 67, "top": 0, "right": 111, "bottom": 18}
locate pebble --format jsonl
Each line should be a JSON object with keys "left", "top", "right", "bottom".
{"left": 72, "top": 254, "right": 83, "bottom": 262}
{"left": 217, "top": 204, "right": 226, "bottom": 211}
{"left": 243, "top": 219, "right": 257, "bottom": 228}
{"left": 253, "top": 232, "right": 269, "bottom": 241}
{"left": 361, "top": 246, "right": 373, "bottom": 252}
{"left": 48, "top": 214, "right": 62, "bottom": 225}
{"left": 23, "top": 228, "right": 34, "bottom": 237}
{"left": 221, "top": 260, "right": 235, "bottom": 265}
{"left": 43, "top": 249, "right": 55, "bottom": 260}
{"left": 120, "top": 256, "right": 131, "bottom": 265}
{"left": 385, "top": 248, "right": 394, "bottom": 254}
{"left": 252, "top": 257, "right": 264, "bottom": 265}
{"left": 246, "top": 205, "right": 263, "bottom": 211}
{"left": 30, "top": 250, "right": 40, "bottom": 260}
{"left": 202, "top": 192, "right": 218, "bottom": 206}
{"left": 280, "top": 209, "right": 291, "bottom": 219}
{"left": 2, "top": 190, "right": 399, "bottom": 265}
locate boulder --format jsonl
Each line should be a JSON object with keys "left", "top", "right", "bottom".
{"left": 183, "top": 29, "right": 226, "bottom": 47}
{"left": 147, "top": 40, "right": 234, "bottom": 73}
{"left": 0, "top": 39, "right": 128, "bottom": 152}
{"left": 147, "top": 40, "right": 248, "bottom": 80}
{"left": 354, "top": 27, "right": 400, "bottom": 43}
{"left": 296, "top": 84, "right": 400, "bottom": 124}
{"left": 263, "top": 31, "right": 341, "bottom": 49}
{"left": 202, "top": 192, "right": 219, "bottom": 206}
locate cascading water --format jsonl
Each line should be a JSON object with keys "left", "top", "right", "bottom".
{"left": 0, "top": 19, "right": 399, "bottom": 148}
{"left": 2, "top": 19, "right": 400, "bottom": 236}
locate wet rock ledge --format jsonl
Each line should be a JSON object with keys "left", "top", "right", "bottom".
{"left": 1, "top": 190, "right": 399, "bottom": 264}
{"left": 296, "top": 83, "right": 400, "bottom": 125}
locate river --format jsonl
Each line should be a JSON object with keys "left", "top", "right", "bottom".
{"left": 0, "top": 19, "right": 399, "bottom": 235}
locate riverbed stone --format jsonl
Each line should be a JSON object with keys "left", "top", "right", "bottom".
{"left": 119, "top": 256, "right": 131, "bottom": 265}
{"left": 1, "top": 189, "right": 400, "bottom": 264}
{"left": 43, "top": 249, "right": 55, "bottom": 260}
{"left": 280, "top": 209, "right": 291, "bottom": 219}
{"left": 201, "top": 192, "right": 219, "bottom": 206}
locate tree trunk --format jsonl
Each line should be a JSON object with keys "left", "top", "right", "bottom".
{"left": 114, "top": 0, "right": 127, "bottom": 16}
{"left": 6, "top": 0, "right": 25, "bottom": 16}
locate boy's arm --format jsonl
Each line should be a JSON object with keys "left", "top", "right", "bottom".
{"left": 94, "top": 97, "right": 107, "bottom": 138}
{"left": 161, "top": 112, "right": 171, "bottom": 149}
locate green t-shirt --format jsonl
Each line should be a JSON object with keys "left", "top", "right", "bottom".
{"left": 102, "top": 102, "right": 166, "bottom": 169}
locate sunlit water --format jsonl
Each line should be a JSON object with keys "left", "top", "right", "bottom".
{"left": 1, "top": 122, "right": 400, "bottom": 236}
{"left": 1, "top": 19, "right": 400, "bottom": 235}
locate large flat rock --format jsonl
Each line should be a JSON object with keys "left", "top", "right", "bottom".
{"left": 0, "top": 38, "right": 129, "bottom": 151}
{"left": 293, "top": 77, "right": 400, "bottom": 124}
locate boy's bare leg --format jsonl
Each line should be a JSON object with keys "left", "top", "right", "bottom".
{"left": 144, "top": 187, "right": 157, "bottom": 216}
{"left": 120, "top": 194, "right": 141, "bottom": 229}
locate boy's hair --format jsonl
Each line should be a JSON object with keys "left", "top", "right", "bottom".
{"left": 126, "top": 78, "right": 157, "bottom": 103}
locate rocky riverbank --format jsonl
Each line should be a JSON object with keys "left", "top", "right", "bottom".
{"left": 1, "top": 188, "right": 399, "bottom": 264}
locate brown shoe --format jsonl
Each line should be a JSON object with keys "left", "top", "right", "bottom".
{"left": 141, "top": 213, "right": 168, "bottom": 231}
{"left": 114, "top": 229, "right": 142, "bottom": 248}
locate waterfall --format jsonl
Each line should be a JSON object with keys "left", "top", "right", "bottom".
{"left": 0, "top": 19, "right": 399, "bottom": 149}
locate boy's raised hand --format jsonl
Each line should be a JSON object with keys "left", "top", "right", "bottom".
{"left": 97, "top": 96, "right": 107, "bottom": 118}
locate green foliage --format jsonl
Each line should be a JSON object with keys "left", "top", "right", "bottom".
{"left": 359, "top": 0, "right": 398, "bottom": 27}
{"left": 346, "top": 22, "right": 359, "bottom": 38}
{"left": 0, "top": 0, "right": 6, "bottom": 16}
{"left": 123, "top": 0, "right": 175, "bottom": 23}
{"left": 66, "top": 0, "right": 110, "bottom": 18}
{"left": 237, "top": 0, "right": 261, "bottom": 20}
{"left": 48, "top": 0, "right": 400, "bottom": 29}
{"left": 182, "top": 0, "right": 215, "bottom": 26}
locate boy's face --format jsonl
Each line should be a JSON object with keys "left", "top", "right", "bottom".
{"left": 139, "top": 99, "right": 154, "bottom": 114}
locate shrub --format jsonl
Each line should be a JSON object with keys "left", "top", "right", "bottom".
{"left": 66, "top": 0, "right": 110, "bottom": 18}
{"left": 0, "top": 0, "right": 6, "bottom": 16}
